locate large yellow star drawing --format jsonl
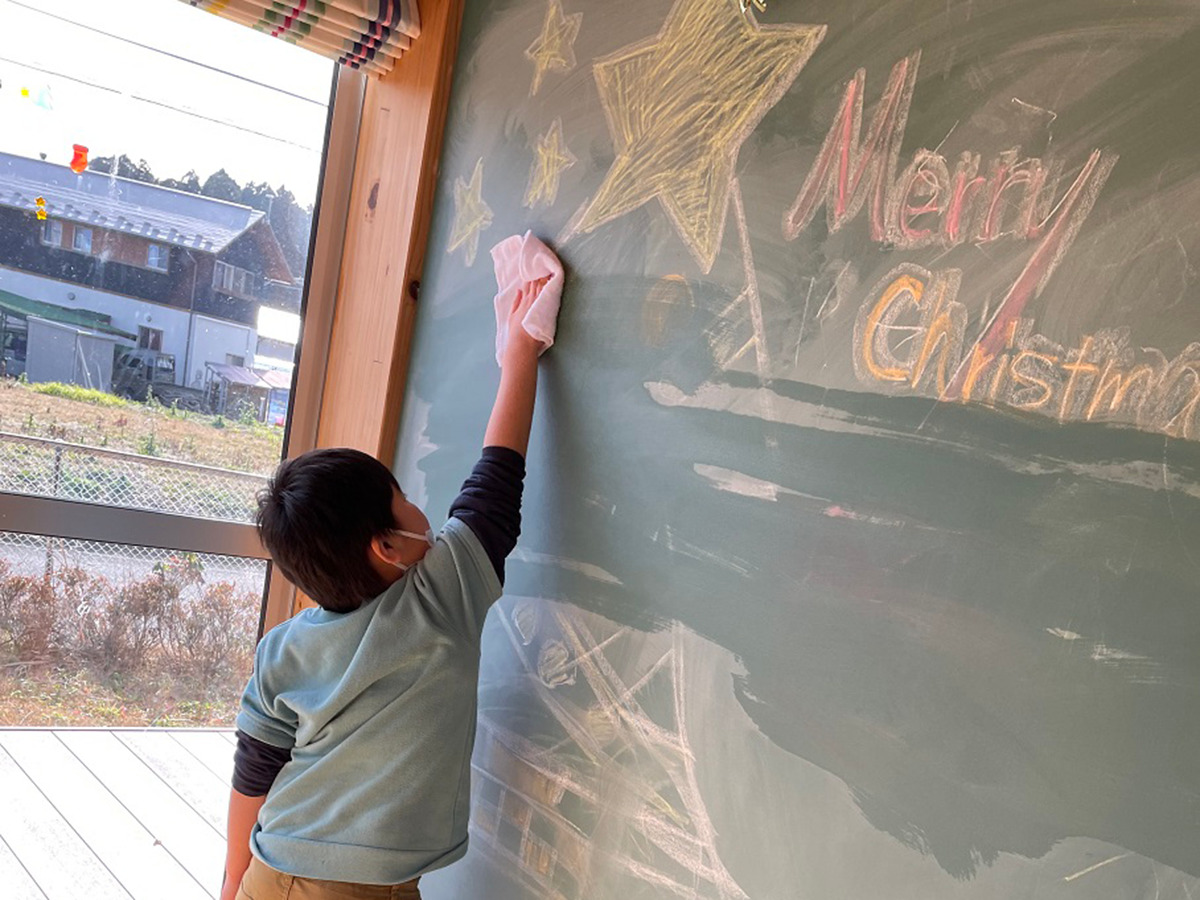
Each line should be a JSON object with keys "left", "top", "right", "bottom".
{"left": 524, "top": 118, "right": 577, "bottom": 209}
{"left": 447, "top": 158, "right": 493, "bottom": 266}
{"left": 563, "top": 0, "right": 825, "bottom": 273}
{"left": 526, "top": 0, "right": 583, "bottom": 96}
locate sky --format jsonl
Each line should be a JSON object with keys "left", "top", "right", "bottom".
{"left": 0, "top": 0, "right": 333, "bottom": 205}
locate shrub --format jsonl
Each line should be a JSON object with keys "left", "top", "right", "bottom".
{"left": 0, "top": 560, "right": 101, "bottom": 666}
{"left": 0, "top": 569, "right": 58, "bottom": 664}
{"left": 31, "top": 382, "right": 128, "bottom": 407}
{"left": 0, "top": 551, "right": 259, "bottom": 726}
{"left": 236, "top": 402, "right": 258, "bottom": 428}
{"left": 166, "top": 582, "right": 256, "bottom": 688}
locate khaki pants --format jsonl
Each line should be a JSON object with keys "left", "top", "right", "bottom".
{"left": 236, "top": 856, "right": 421, "bottom": 900}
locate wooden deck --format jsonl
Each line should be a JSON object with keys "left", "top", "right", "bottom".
{"left": 0, "top": 728, "right": 233, "bottom": 900}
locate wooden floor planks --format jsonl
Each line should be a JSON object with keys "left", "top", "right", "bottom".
{"left": 171, "top": 730, "right": 236, "bottom": 784}
{"left": 0, "top": 729, "right": 234, "bottom": 900}
{"left": 0, "top": 744, "right": 131, "bottom": 899}
{"left": 112, "top": 731, "right": 229, "bottom": 833}
{"left": 0, "top": 832, "right": 49, "bottom": 900}
{"left": 58, "top": 731, "right": 226, "bottom": 896}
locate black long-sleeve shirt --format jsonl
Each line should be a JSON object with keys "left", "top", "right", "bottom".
{"left": 232, "top": 446, "right": 525, "bottom": 796}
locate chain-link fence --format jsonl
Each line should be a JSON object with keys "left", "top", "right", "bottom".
{"left": 0, "top": 431, "right": 268, "bottom": 523}
{"left": 0, "top": 530, "right": 267, "bottom": 597}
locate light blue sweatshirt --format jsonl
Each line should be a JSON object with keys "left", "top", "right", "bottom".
{"left": 236, "top": 518, "right": 502, "bottom": 884}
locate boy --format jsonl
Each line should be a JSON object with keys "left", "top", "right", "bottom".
{"left": 221, "top": 276, "right": 554, "bottom": 900}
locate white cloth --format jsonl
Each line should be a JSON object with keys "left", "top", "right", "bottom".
{"left": 491, "top": 230, "right": 563, "bottom": 366}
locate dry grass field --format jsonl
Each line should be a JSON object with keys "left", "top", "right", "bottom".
{"left": 0, "top": 378, "right": 283, "bottom": 475}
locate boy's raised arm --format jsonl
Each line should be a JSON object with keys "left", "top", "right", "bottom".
{"left": 443, "top": 276, "right": 555, "bottom": 597}
{"left": 484, "top": 277, "right": 549, "bottom": 457}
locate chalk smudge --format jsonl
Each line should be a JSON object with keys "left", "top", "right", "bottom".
{"left": 512, "top": 548, "right": 624, "bottom": 585}
{"left": 647, "top": 379, "right": 1200, "bottom": 499}
{"left": 693, "top": 462, "right": 829, "bottom": 503}
{"left": 653, "top": 523, "right": 753, "bottom": 577}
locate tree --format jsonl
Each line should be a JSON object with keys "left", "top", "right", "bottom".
{"left": 266, "top": 187, "right": 312, "bottom": 278}
{"left": 160, "top": 170, "right": 202, "bottom": 194}
{"left": 238, "top": 181, "right": 275, "bottom": 213}
{"left": 200, "top": 169, "right": 241, "bottom": 203}
{"left": 88, "top": 154, "right": 156, "bottom": 183}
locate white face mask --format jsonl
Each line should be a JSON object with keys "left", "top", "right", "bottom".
{"left": 388, "top": 528, "right": 435, "bottom": 571}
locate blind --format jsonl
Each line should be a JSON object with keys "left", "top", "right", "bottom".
{"left": 183, "top": 0, "right": 420, "bottom": 74}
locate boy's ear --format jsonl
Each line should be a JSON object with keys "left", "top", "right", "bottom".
{"left": 369, "top": 533, "right": 402, "bottom": 568}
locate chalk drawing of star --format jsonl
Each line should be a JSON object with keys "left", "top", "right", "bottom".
{"left": 563, "top": 0, "right": 825, "bottom": 273}
{"left": 447, "top": 158, "right": 493, "bottom": 267}
{"left": 524, "top": 118, "right": 577, "bottom": 209}
{"left": 526, "top": 0, "right": 583, "bottom": 96}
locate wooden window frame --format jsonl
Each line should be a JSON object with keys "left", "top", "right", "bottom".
{"left": 314, "top": 0, "right": 466, "bottom": 467}
{"left": 288, "top": 0, "right": 467, "bottom": 618}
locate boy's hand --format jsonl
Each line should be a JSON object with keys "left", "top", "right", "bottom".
{"left": 504, "top": 276, "right": 550, "bottom": 363}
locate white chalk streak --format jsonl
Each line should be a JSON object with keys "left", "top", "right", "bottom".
{"left": 1090, "top": 644, "right": 1148, "bottom": 663}
{"left": 647, "top": 379, "right": 1200, "bottom": 500}
{"left": 1045, "top": 627, "right": 1084, "bottom": 641}
{"left": 1064, "top": 852, "right": 1130, "bottom": 883}
{"left": 655, "top": 523, "right": 752, "bottom": 577}
{"left": 693, "top": 463, "right": 829, "bottom": 504}
{"left": 511, "top": 549, "right": 623, "bottom": 585}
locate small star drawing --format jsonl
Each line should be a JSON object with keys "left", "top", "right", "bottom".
{"left": 525, "top": 0, "right": 582, "bottom": 96}
{"left": 35, "top": 196, "right": 47, "bottom": 221}
{"left": 524, "top": 119, "right": 577, "bottom": 209}
{"left": 562, "top": 0, "right": 825, "bottom": 272}
{"left": 447, "top": 158, "right": 493, "bottom": 267}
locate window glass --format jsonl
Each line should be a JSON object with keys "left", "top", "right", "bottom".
{"left": 147, "top": 243, "right": 168, "bottom": 272}
{"left": 0, "top": 530, "right": 265, "bottom": 726}
{"left": 72, "top": 226, "right": 92, "bottom": 253}
{"left": 41, "top": 219, "right": 62, "bottom": 246}
{"left": 0, "top": 0, "right": 333, "bottom": 522}
{"left": 0, "top": 0, "right": 334, "bottom": 729}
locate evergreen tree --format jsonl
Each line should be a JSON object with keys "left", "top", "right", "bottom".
{"left": 267, "top": 186, "right": 312, "bottom": 278}
{"left": 87, "top": 154, "right": 156, "bottom": 183}
{"left": 200, "top": 169, "right": 241, "bottom": 203}
{"left": 160, "top": 170, "right": 202, "bottom": 194}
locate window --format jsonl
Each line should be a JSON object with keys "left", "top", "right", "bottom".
{"left": 226, "top": 353, "right": 246, "bottom": 367}
{"left": 213, "top": 260, "right": 257, "bottom": 298}
{"left": 72, "top": 226, "right": 93, "bottom": 254}
{"left": 137, "top": 326, "right": 164, "bottom": 351}
{"left": 41, "top": 219, "right": 63, "bottom": 247}
{"left": 117, "top": 352, "right": 143, "bottom": 371}
{"left": 233, "top": 267, "right": 254, "bottom": 297}
{"left": 0, "top": 0, "right": 341, "bottom": 734}
{"left": 213, "top": 259, "right": 234, "bottom": 291}
{"left": 147, "top": 242, "right": 169, "bottom": 271}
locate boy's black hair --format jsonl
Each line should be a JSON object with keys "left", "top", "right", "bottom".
{"left": 256, "top": 448, "right": 400, "bottom": 612}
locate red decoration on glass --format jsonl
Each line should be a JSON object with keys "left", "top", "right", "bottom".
{"left": 69, "top": 144, "right": 88, "bottom": 174}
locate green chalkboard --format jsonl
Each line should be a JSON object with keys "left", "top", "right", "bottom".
{"left": 396, "top": 1, "right": 1200, "bottom": 897}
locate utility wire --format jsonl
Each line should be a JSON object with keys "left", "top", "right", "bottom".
{"left": 0, "top": 55, "right": 118, "bottom": 94}
{"left": 5, "top": 0, "right": 328, "bottom": 107}
{"left": 0, "top": 55, "right": 321, "bottom": 152}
